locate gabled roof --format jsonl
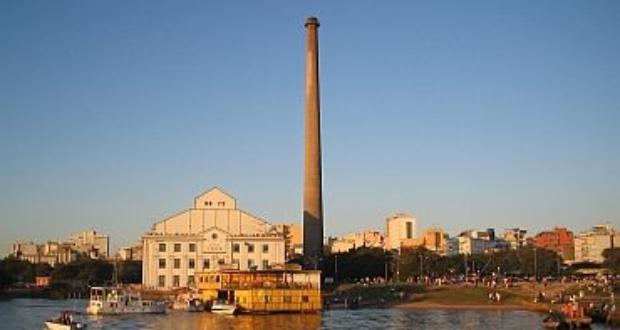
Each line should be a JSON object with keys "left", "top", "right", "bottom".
{"left": 193, "top": 186, "right": 236, "bottom": 204}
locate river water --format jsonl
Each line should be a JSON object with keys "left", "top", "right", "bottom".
{"left": 0, "top": 299, "right": 615, "bottom": 330}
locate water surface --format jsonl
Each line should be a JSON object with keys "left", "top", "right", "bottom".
{"left": 0, "top": 299, "right": 615, "bottom": 329}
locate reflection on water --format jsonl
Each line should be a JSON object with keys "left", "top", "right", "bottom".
{"left": 0, "top": 299, "right": 615, "bottom": 330}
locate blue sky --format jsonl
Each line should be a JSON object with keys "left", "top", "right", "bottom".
{"left": 1, "top": 1, "right": 619, "bottom": 254}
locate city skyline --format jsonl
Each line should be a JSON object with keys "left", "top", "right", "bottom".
{"left": 1, "top": 1, "right": 619, "bottom": 255}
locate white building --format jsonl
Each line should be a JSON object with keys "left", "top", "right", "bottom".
{"left": 446, "top": 229, "right": 508, "bottom": 256}
{"left": 11, "top": 241, "right": 78, "bottom": 266}
{"left": 574, "top": 224, "right": 614, "bottom": 264}
{"left": 142, "top": 187, "right": 286, "bottom": 289}
{"left": 67, "top": 230, "right": 109, "bottom": 259}
{"left": 329, "top": 230, "right": 384, "bottom": 253}
{"left": 501, "top": 228, "right": 528, "bottom": 249}
{"left": 385, "top": 213, "right": 416, "bottom": 251}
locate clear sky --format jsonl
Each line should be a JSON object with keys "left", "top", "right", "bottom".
{"left": 1, "top": 1, "right": 619, "bottom": 255}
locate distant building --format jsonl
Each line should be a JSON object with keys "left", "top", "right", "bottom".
{"left": 447, "top": 229, "right": 508, "bottom": 255}
{"left": 574, "top": 224, "right": 614, "bottom": 264}
{"left": 501, "top": 228, "right": 528, "bottom": 249}
{"left": 11, "top": 241, "right": 78, "bottom": 266}
{"left": 274, "top": 223, "right": 303, "bottom": 260}
{"left": 67, "top": 230, "right": 110, "bottom": 259}
{"left": 385, "top": 213, "right": 416, "bottom": 251}
{"left": 118, "top": 242, "right": 143, "bottom": 261}
{"left": 328, "top": 229, "right": 384, "bottom": 253}
{"left": 533, "top": 227, "right": 574, "bottom": 262}
{"left": 401, "top": 227, "right": 449, "bottom": 255}
{"left": 141, "top": 187, "right": 285, "bottom": 289}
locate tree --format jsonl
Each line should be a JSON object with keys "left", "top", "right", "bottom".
{"left": 603, "top": 248, "right": 620, "bottom": 274}
{"left": 118, "top": 260, "right": 142, "bottom": 284}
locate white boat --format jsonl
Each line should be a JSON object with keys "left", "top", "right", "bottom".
{"left": 86, "top": 286, "right": 166, "bottom": 315}
{"left": 44, "top": 311, "right": 86, "bottom": 330}
{"left": 210, "top": 300, "right": 237, "bottom": 315}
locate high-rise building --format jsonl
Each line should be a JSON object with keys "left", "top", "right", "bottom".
{"left": 67, "top": 229, "right": 109, "bottom": 259}
{"left": 328, "top": 229, "right": 384, "bottom": 253}
{"left": 574, "top": 224, "right": 614, "bottom": 264}
{"left": 501, "top": 228, "right": 528, "bottom": 249}
{"left": 385, "top": 213, "right": 416, "bottom": 251}
{"left": 533, "top": 227, "right": 574, "bottom": 261}
{"left": 302, "top": 16, "right": 324, "bottom": 265}
{"left": 401, "top": 227, "right": 449, "bottom": 255}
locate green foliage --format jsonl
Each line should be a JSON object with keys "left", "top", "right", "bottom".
{"left": 118, "top": 260, "right": 142, "bottom": 284}
{"left": 0, "top": 257, "right": 38, "bottom": 286}
{"left": 603, "top": 248, "right": 620, "bottom": 273}
{"left": 51, "top": 259, "right": 114, "bottom": 286}
{"left": 323, "top": 245, "right": 565, "bottom": 283}
{"left": 323, "top": 247, "right": 392, "bottom": 281}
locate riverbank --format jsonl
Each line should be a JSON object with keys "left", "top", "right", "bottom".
{"left": 327, "top": 282, "right": 620, "bottom": 326}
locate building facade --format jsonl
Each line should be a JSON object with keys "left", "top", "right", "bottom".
{"left": 142, "top": 187, "right": 286, "bottom": 289}
{"left": 385, "top": 213, "right": 416, "bottom": 251}
{"left": 274, "top": 223, "right": 303, "bottom": 260}
{"left": 401, "top": 227, "right": 449, "bottom": 255}
{"left": 574, "top": 224, "right": 614, "bottom": 264}
{"left": 11, "top": 241, "right": 78, "bottom": 266}
{"left": 68, "top": 230, "right": 110, "bottom": 259}
{"left": 501, "top": 228, "right": 528, "bottom": 249}
{"left": 447, "top": 229, "right": 508, "bottom": 255}
{"left": 533, "top": 227, "right": 574, "bottom": 262}
{"left": 328, "top": 230, "right": 384, "bottom": 253}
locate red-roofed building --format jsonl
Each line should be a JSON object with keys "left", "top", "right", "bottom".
{"left": 533, "top": 227, "right": 574, "bottom": 262}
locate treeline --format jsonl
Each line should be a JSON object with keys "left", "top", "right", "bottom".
{"left": 0, "top": 257, "right": 142, "bottom": 292}
{"left": 321, "top": 246, "right": 620, "bottom": 283}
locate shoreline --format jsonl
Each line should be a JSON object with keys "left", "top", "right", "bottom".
{"left": 393, "top": 302, "right": 549, "bottom": 312}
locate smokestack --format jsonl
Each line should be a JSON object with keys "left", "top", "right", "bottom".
{"left": 302, "top": 16, "right": 323, "bottom": 267}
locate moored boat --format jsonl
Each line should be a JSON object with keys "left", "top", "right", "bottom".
{"left": 86, "top": 286, "right": 166, "bottom": 315}
{"left": 210, "top": 300, "right": 237, "bottom": 315}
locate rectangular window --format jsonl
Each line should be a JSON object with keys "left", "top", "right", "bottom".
{"left": 203, "top": 259, "right": 210, "bottom": 269}
{"left": 262, "top": 244, "right": 269, "bottom": 253}
{"left": 248, "top": 259, "right": 254, "bottom": 268}
{"left": 218, "top": 259, "right": 225, "bottom": 265}
{"left": 158, "top": 243, "right": 166, "bottom": 252}
{"left": 284, "top": 296, "right": 292, "bottom": 303}
{"left": 247, "top": 244, "right": 254, "bottom": 253}
{"left": 232, "top": 259, "right": 239, "bottom": 266}
{"left": 173, "top": 275, "right": 180, "bottom": 287}
{"left": 262, "top": 260, "right": 269, "bottom": 270}
{"left": 158, "top": 275, "right": 165, "bottom": 287}
{"left": 174, "top": 258, "right": 180, "bottom": 269}
{"left": 159, "top": 258, "right": 166, "bottom": 269}
{"left": 233, "top": 243, "right": 240, "bottom": 253}
{"left": 189, "top": 258, "right": 195, "bottom": 269}
{"left": 406, "top": 222, "right": 413, "bottom": 239}
{"left": 188, "top": 275, "right": 195, "bottom": 286}
{"left": 174, "top": 243, "right": 181, "bottom": 253}
{"left": 189, "top": 243, "right": 196, "bottom": 252}
{"left": 302, "top": 295, "right": 309, "bottom": 303}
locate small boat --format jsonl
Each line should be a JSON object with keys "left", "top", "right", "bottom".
{"left": 44, "top": 311, "right": 87, "bottom": 330}
{"left": 86, "top": 286, "right": 166, "bottom": 315}
{"left": 186, "top": 298, "right": 205, "bottom": 312}
{"left": 210, "top": 300, "right": 237, "bottom": 315}
{"left": 542, "top": 310, "right": 566, "bottom": 330}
